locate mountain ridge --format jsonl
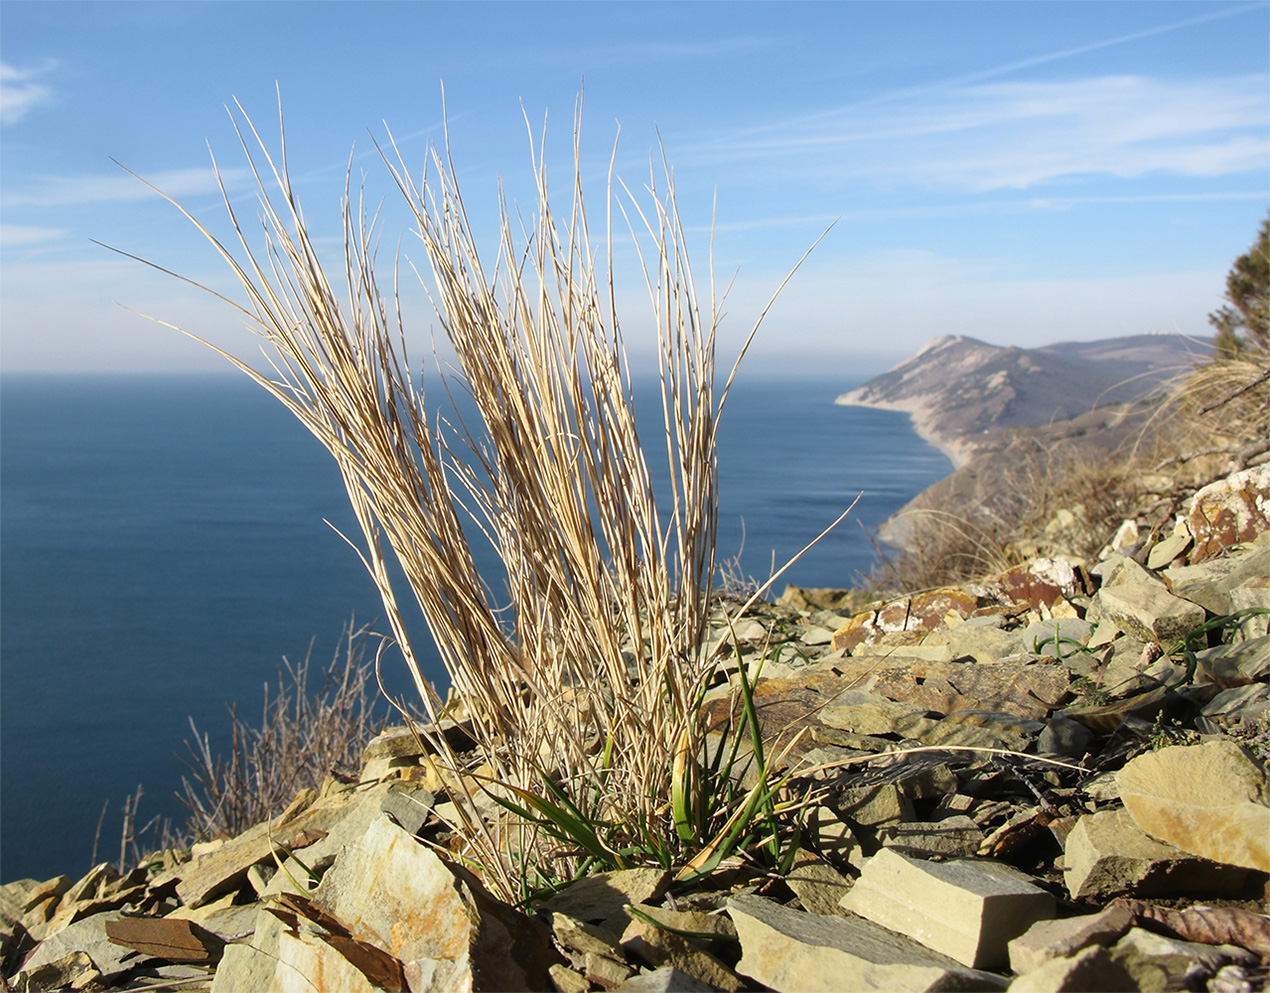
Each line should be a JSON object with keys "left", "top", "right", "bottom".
{"left": 836, "top": 333, "right": 1211, "bottom": 468}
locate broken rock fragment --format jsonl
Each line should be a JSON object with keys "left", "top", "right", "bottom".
{"left": 1095, "top": 581, "right": 1206, "bottom": 646}
{"left": 839, "top": 848, "right": 1055, "bottom": 970}
{"left": 729, "top": 893, "right": 1005, "bottom": 992}
{"left": 312, "top": 814, "right": 560, "bottom": 991}
{"left": 1062, "top": 808, "right": 1247, "bottom": 902}
{"left": 1007, "top": 905, "right": 1134, "bottom": 975}
{"left": 1005, "top": 944, "right": 1137, "bottom": 993}
{"left": 1117, "top": 739, "right": 1270, "bottom": 872}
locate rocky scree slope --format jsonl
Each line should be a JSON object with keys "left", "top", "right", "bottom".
{"left": 2, "top": 461, "right": 1268, "bottom": 991}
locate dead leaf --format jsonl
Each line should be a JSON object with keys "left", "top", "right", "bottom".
{"left": 265, "top": 894, "right": 407, "bottom": 991}
{"left": 1113, "top": 898, "right": 1270, "bottom": 963}
{"left": 105, "top": 916, "right": 224, "bottom": 964}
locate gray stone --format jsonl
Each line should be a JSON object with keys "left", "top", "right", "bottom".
{"left": 274, "top": 924, "right": 384, "bottom": 993}
{"left": 1062, "top": 808, "right": 1247, "bottom": 901}
{"left": 1020, "top": 619, "right": 1094, "bottom": 656}
{"left": 801, "top": 625, "right": 837, "bottom": 647}
{"left": 1037, "top": 716, "right": 1096, "bottom": 759}
{"left": 805, "top": 805, "right": 861, "bottom": 865}
{"left": 1007, "top": 905, "right": 1134, "bottom": 975}
{"left": 840, "top": 849, "right": 1055, "bottom": 970}
{"left": 782, "top": 850, "right": 853, "bottom": 916}
{"left": 583, "top": 949, "right": 635, "bottom": 988}
{"left": 549, "top": 962, "right": 592, "bottom": 993}
{"left": 1094, "top": 554, "right": 1160, "bottom": 591}
{"left": 1146, "top": 532, "right": 1192, "bottom": 570}
{"left": 1202, "top": 683, "right": 1270, "bottom": 718}
{"left": 1230, "top": 579, "right": 1270, "bottom": 639}
{"left": 314, "top": 815, "right": 558, "bottom": 991}
{"left": 15, "top": 950, "right": 102, "bottom": 992}
{"left": 18, "top": 911, "right": 142, "bottom": 981}
{"left": 379, "top": 784, "right": 437, "bottom": 836}
{"left": 1096, "top": 581, "right": 1206, "bottom": 646}
{"left": 615, "top": 966, "right": 719, "bottom": 992}
{"left": 896, "top": 762, "right": 960, "bottom": 800}
{"left": 728, "top": 894, "right": 1006, "bottom": 992}
{"left": 827, "top": 781, "right": 913, "bottom": 827}
{"left": 1117, "top": 740, "right": 1270, "bottom": 872}
{"left": 877, "top": 816, "right": 985, "bottom": 860}
{"left": 919, "top": 711, "right": 1044, "bottom": 752}
{"left": 540, "top": 868, "right": 672, "bottom": 938}
{"left": 921, "top": 625, "right": 1027, "bottom": 665}
{"left": 552, "top": 912, "right": 625, "bottom": 961}
{"left": 1163, "top": 532, "right": 1270, "bottom": 616}
{"left": 158, "top": 788, "right": 354, "bottom": 907}
{"left": 208, "top": 904, "right": 286, "bottom": 993}
{"left": 263, "top": 784, "right": 393, "bottom": 899}
{"left": 1006, "top": 944, "right": 1137, "bottom": 992}
{"left": 819, "top": 692, "right": 935, "bottom": 738}
{"left": 1209, "top": 964, "right": 1258, "bottom": 993}
{"left": 620, "top": 912, "right": 744, "bottom": 991}
{"left": 1198, "top": 636, "right": 1270, "bottom": 688}
{"left": 1109, "top": 927, "right": 1258, "bottom": 993}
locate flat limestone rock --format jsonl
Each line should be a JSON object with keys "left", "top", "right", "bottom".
{"left": 209, "top": 905, "right": 286, "bottom": 993}
{"left": 313, "top": 814, "right": 558, "bottom": 991}
{"left": 878, "top": 815, "right": 985, "bottom": 860}
{"left": 782, "top": 849, "right": 853, "bottom": 916}
{"left": 1006, "top": 944, "right": 1137, "bottom": 993}
{"left": 158, "top": 789, "right": 358, "bottom": 907}
{"left": 1163, "top": 531, "right": 1270, "bottom": 615}
{"left": 18, "top": 910, "right": 144, "bottom": 982}
{"left": 839, "top": 849, "right": 1054, "bottom": 970}
{"left": 1062, "top": 808, "right": 1247, "bottom": 901}
{"left": 1096, "top": 581, "right": 1206, "bottom": 646}
{"left": 615, "top": 966, "right": 719, "bottom": 992}
{"left": 273, "top": 925, "right": 387, "bottom": 993}
{"left": 819, "top": 691, "right": 933, "bottom": 737}
{"left": 540, "top": 868, "right": 671, "bottom": 938}
{"left": 1007, "top": 905, "right": 1134, "bottom": 975}
{"left": 1198, "top": 636, "right": 1270, "bottom": 688}
{"left": 728, "top": 894, "right": 1005, "bottom": 992}
{"left": 619, "top": 914, "right": 744, "bottom": 992}
{"left": 1117, "top": 740, "right": 1270, "bottom": 872}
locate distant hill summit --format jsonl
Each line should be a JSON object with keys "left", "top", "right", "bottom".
{"left": 835, "top": 333, "right": 1211, "bottom": 467}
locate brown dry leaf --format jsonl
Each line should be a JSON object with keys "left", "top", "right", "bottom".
{"left": 105, "top": 915, "right": 225, "bottom": 963}
{"left": 1113, "top": 898, "right": 1270, "bottom": 963}
{"left": 286, "top": 827, "right": 328, "bottom": 849}
{"left": 266, "top": 894, "right": 407, "bottom": 992}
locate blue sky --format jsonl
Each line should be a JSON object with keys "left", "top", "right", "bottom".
{"left": 1, "top": 1, "right": 1267, "bottom": 375}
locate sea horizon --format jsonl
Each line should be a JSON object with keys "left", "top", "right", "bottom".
{"left": 0, "top": 368, "right": 952, "bottom": 881}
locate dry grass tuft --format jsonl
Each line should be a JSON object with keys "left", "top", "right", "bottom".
{"left": 118, "top": 98, "right": 819, "bottom": 898}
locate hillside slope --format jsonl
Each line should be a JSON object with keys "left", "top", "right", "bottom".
{"left": 836, "top": 333, "right": 1210, "bottom": 468}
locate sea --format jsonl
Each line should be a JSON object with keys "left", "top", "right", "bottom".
{"left": 0, "top": 371, "right": 951, "bottom": 882}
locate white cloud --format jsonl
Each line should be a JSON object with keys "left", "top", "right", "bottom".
{"left": 0, "top": 225, "right": 66, "bottom": 247}
{"left": 0, "top": 166, "right": 253, "bottom": 208}
{"left": 680, "top": 74, "right": 1270, "bottom": 191}
{"left": 0, "top": 61, "right": 56, "bottom": 125}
